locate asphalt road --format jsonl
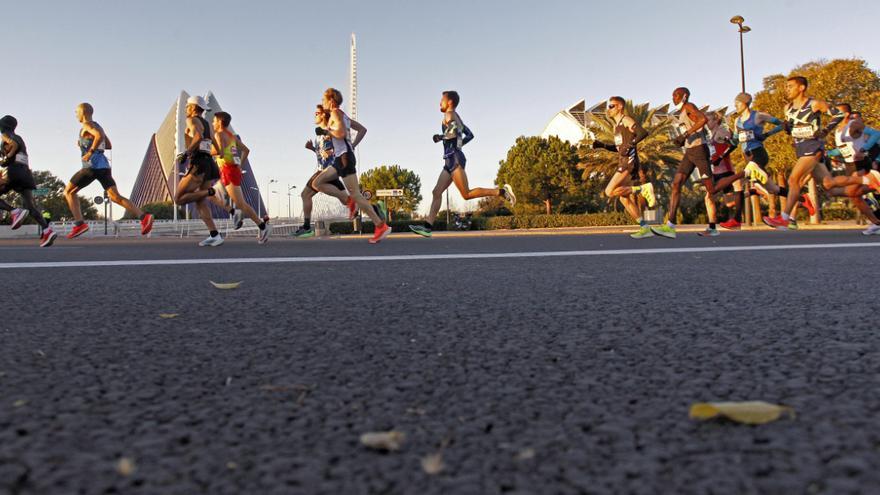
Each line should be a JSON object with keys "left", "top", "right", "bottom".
{"left": 2, "top": 230, "right": 879, "bottom": 494}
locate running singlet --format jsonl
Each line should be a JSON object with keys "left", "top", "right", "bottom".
{"left": 215, "top": 130, "right": 241, "bottom": 167}
{"left": 331, "top": 112, "right": 353, "bottom": 158}
{"left": 676, "top": 108, "right": 707, "bottom": 148}
{"left": 441, "top": 112, "right": 474, "bottom": 158}
{"left": 193, "top": 116, "right": 213, "bottom": 156}
{"left": 613, "top": 117, "right": 637, "bottom": 159}
{"left": 785, "top": 98, "right": 824, "bottom": 158}
{"left": 79, "top": 122, "right": 110, "bottom": 169}
{"left": 2, "top": 133, "right": 29, "bottom": 167}
{"left": 313, "top": 133, "right": 335, "bottom": 169}
{"left": 831, "top": 121, "right": 880, "bottom": 163}
{"left": 735, "top": 110, "right": 765, "bottom": 153}
{"left": 708, "top": 129, "right": 733, "bottom": 174}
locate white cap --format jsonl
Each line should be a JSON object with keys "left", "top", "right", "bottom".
{"left": 186, "top": 95, "right": 208, "bottom": 110}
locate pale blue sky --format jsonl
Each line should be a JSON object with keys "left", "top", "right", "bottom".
{"left": 6, "top": 0, "right": 877, "bottom": 217}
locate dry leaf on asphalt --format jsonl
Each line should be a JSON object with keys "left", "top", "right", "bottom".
{"left": 159, "top": 313, "right": 179, "bottom": 319}
{"left": 689, "top": 401, "right": 795, "bottom": 425}
{"left": 13, "top": 399, "right": 27, "bottom": 408}
{"left": 210, "top": 281, "right": 242, "bottom": 290}
{"left": 421, "top": 453, "right": 444, "bottom": 475}
{"left": 116, "top": 458, "right": 135, "bottom": 476}
{"left": 360, "top": 431, "right": 406, "bottom": 451}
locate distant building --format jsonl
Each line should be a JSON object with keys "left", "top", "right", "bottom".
{"left": 129, "top": 91, "right": 265, "bottom": 219}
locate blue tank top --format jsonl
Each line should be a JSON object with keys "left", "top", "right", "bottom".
{"left": 79, "top": 122, "right": 110, "bottom": 170}
{"left": 735, "top": 111, "right": 765, "bottom": 153}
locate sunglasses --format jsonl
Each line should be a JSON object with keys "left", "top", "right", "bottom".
{"left": 607, "top": 104, "right": 618, "bottom": 110}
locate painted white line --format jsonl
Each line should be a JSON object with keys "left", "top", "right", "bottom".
{"left": 0, "top": 242, "right": 878, "bottom": 269}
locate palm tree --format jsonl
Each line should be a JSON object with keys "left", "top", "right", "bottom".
{"left": 577, "top": 100, "right": 682, "bottom": 209}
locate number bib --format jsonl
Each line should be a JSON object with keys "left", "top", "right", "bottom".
{"left": 738, "top": 130, "right": 755, "bottom": 143}
{"left": 15, "top": 152, "right": 28, "bottom": 165}
{"left": 614, "top": 134, "right": 623, "bottom": 146}
{"left": 839, "top": 143, "right": 855, "bottom": 160}
{"left": 198, "top": 140, "right": 212, "bottom": 153}
{"left": 791, "top": 125, "right": 815, "bottom": 140}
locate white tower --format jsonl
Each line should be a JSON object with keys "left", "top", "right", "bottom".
{"left": 349, "top": 33, "right": 358, "bottom": 120}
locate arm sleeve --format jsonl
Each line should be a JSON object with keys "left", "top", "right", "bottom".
{"left": 864, "top": 127, "right": 880, "bottom": 150}
{"left": 826, "top": 148, "right": 842, "bottom": 159}
{"left": 821, "top": 107, "right": 845, "bottom": 135}
{"left": 461, "top": 125, "right": 475, "bottom": 146}
{"left": 631, "top": 124, "right": 648, "bottom": 145}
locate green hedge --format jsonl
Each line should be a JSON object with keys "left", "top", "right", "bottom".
{"left": 485, "top": 212, "right": 633, "bottom": 230}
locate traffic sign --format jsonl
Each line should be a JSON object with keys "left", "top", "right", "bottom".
{"left": 376, "top": 189, "right": 404, "bottom": 197}
{"left": 33, "top": 188, "right": 50, "bottom": 197}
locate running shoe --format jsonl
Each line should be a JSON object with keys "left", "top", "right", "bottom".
{"left": 640, "top": 183, "right": 656, "bottom": 208}
{"left": 140, "top": 213, "right": 154, "bottom": 235}
{"left": 744, "top": 162, "right": 768, "bottom": 184}
{"left": 409, "top": 224, "right": 432, "bottom": 238}
{"left": 199, "top": 234, "right": 224, "bottom": 247}
{"left": 502, "top": 184, "right": 516, "bottom": 207}
{"left": 258, "top": 223, "right": 272, "bottom": 244}
{"left": 233, "top": 209, "right": 244, "bottom": 230}
{"left": 10, "top": 208, "right": 28, "bottom": 230}
{"left": 292, "top": 227, "right": 315, "bottom": 238}
{"left": 66, "top": 223, "right": 90, "bottom": 239}
{"left": 719, "top": 219, "right": 741, "bottom": 230}
{"left": 39, "top": 228, "right": 57, "bottom": 248}
{"left": 369, "top": 222, "right": 391, "bottom": 244}
{"left": 698, "top": 227, "right": 720, "bottom": 237}
{"left": 862, "top": 224, "right": 880, "bottom": 236}
{"left": 650, "top": 224, "right": 676, "bottom": 239}
{"left": 800, "top": 194, "right": 816, "bottom": 217}
{"left": 787, "top": 219, "right": 799, "bottom": 230}
{"left": 346, "top": 197, "right": 357, "bottom": 220}
{"left": 630, "top": 226, "right": 654, "bottom": 239}
{"left": 862, "top": 170, "right": 880, "bottom": 193}
{"left": 762, "top": 215, "right": 788, "bottom": 230}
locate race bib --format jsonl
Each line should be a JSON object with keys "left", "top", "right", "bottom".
{"left": 614, "top": 134, "right": 623, "bottom": 146}
{"left": 840, "top": 143, "right": 855, "bottom": 159}
{"left": 738, "top": 130, "right": 755, "bottom": 143}
{"left": 199, "top": 140, "right": 212, "bottom": 153}
{"left": 792, "top": 125, "right": 815, "bottom": 140}
{"left": 15, "top": 152, "right": 28, "bottom": 165}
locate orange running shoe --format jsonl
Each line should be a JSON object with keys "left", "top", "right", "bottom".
{"left": 369, "top": 223, "right": 391, "bottom": 244}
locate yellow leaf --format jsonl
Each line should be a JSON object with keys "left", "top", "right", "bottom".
{"left": 116, "top": 457, "right": 135, "bottom": 477}
{"left": 13, "top": 399, "right": 27, "bottom": 408}
{"left": 689, "top": 401, "right": 794, "bottom": 425}
{"left": 421, "top": 453, "right": 444, "bottom": 475}
{"left": 210, "top": 281, "right": 242, "bottom": 290}
{"left": 360, "top": 431, "right": 406, "bottom": 451}
{"left": 159, "top": 313, "right": 179, "bottom": 319}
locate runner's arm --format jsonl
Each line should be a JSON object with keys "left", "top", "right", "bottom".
{"left": 350, "top": 118, "right": 367, "bottom": 148}
{"left": 461, "top": 125, "right": 474, "bottom": 146}
{"left": 682, "top": 103, "right": 708, "bottom": 136}
{"left": 755, "top": 112, "right": 784, "bottom": 139}
{"left": 183, "top": 117, "right": 203, "bottom": 155}
{"left": 863, "top": 127, "right": 880, "bottom": 151}
{"left": 812, "top": 100, "right": 845, "bottom": 138}
{"left": 627, "top": 118, "right": 648, "bottom": 146}
{"left": 236, "top": 135, "right": 250, "bottom": 164}
{"left": 0, "top": 134, "right": 18, "bottom": 166}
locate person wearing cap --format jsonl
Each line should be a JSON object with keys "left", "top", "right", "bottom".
{"left": 0, "top": 115, "right": 57, "bottom": 247}
{"left": 826, "top": 104, "right": 880, "bottom": 235}
{"left": 63, "top": 103, "right": 154, "bottom": 239}
{"left": 174, "top": 95, "right": 224, "bottom": 247}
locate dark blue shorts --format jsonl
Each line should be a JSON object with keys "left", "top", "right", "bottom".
{"left": 794, "top": 139, "right": 823, "bottom": 158}
{"left": 443, "top": 150, "right": 466, "bottom": 174}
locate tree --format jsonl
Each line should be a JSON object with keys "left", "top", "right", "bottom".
{"left": 358, "top": 164, "right": 422, "bottom": 215}
{"left": 577, "top": 100, "right": 683, "bottom": 211}
{"left": 496, "top": 136, "right": 582, "bottom": 214}
{"left": 1, "top": 170, "right": 97, "bottom": 224}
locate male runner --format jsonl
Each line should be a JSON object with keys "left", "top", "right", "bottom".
{"left": 409, "top": 91, "right": 515, "bottom": 237}
{"left": 64, "top": 103, "right": 154, "bottom": 239}
{"left": 703, "top": 111, "right": 741, "bottom": 233}
{"left": 826, "top": 108, "right": 880, "bottom": 235}
{"left": 651, "top": 87, "right": 715, "bottom": 238}
{"left": 763, "top": 76, "right": 880, "bottom": 230}
{"left": 174, "top": 95, "right": 224, "bottom": 246}
{"left": 209, "top": 111, "right": 271, "bottom": 243}
{"left": 590, "top": 96, "right": 656, "bottom": 238}
{"left": 311, "top": 87, "right": 391, "bottom": 243}
{"left": 0, "top": 116, "right": 57, "bottom": 247}
{"left": 293, "top": 105, "right": 351, "bottom": 238}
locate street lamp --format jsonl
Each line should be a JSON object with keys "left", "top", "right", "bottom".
{"left": 288, "top": 185, "right": 297, "bottom": 219}
{"left": 265, "top": 178, "right": 277, "bottom": 218}
{"left": 250, "top": 186, "right": 261, "bottom": 217}
{"left": 730, "top": 15, "right": 751, "bottom": 93}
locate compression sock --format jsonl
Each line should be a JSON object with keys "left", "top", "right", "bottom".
{"left": 303, "top": 218, "right": 311, "bottom": 230}
{"left": 637, "top": 217, "right": 646, "bottom": 227}
{"left": 734, "top": 191, "right": 744, "bottom": 222}
{"left": 258, "top": 222, "right": 266, "bottom": 230}
{"left": 229, "top": 207, "right": 235, "bottom": 216}
{"left": 709, "top": 222, "right": 716, "bottom": 230}
{"left": 209, "top": 230, "right": 219, "bottom": 237}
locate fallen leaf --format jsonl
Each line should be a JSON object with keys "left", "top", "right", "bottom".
{"left": 159, "top": 314, "right": 179, "bottom": 319}
{"left": 13, "top": 399, "right": 27, "bottom": 408}
{"left": 116, "top": 457, "right": 135, "bottom": 477}
{"left": 689, "top": 401, "right": 794, "bottom": 425}
{"left": 421, "top": 453, "right": 444, "bottom": 475}
{"left": 360, "top": 431, "right": 406, "bottom": 451}
{"left": 516, "top": 448, "right": 535, "bottom": 461}
{"left": 226, "top": 461, "right": 237, "bottom": 470}
{"left": 210, "top": 281, "right": 242, "bottom": 290}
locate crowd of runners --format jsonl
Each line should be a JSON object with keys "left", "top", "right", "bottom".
{"left": 2, "top": 78, "right": 880, "bottom": 247}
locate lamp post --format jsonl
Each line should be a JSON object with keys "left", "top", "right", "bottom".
{"left": 250, "top": 186, "right": 261, "bottom": 218}
{"left": 265, "top": 178, "right": 277, "bottom": 218}
{"left": 288, "top": 185, "right": 297, "bottom": 219}
{"left": 730, "top": 16, "right": 751, "bottom": 94}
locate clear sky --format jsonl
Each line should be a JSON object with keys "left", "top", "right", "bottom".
{"left": 6, "top": 0, "right": 878, "bottom": 217}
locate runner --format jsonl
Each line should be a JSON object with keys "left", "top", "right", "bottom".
{"left": 651, "top": 87, "right": 715, "bottom": 238}
{"left": 311, "top": 87, "right": 391, "bottom": 244}
{"left": 826, "top": 107, "right": 880, "bottom": 235}
{"left": 703, "top": 111, "right": 742, "bottom": 232}
{"left": 64, "top": 103, "right": 154, "bottom": 239}
{"left": 174, "top": 95, "right": 224, "bottom": 246}
{"left": 208, "top": 111, "right": 271, "bottom": 243}
{"left": 0, "top": 115, "right": 57, "bottom": 247}
{"left": 590, "top": 96, "right": 656, "bottom": 238}
{"left": 293, "top": 104, "right": 351, "bottom": 238}
{"left": 409, "top": 91, "right": 516, "bottom": 238}
{"left": 763, "top": 76, "right": 880, "bottom": 230}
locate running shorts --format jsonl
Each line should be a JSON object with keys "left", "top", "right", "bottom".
{"left": 308, "top": 170, "right": 345, "bottom": 193}
{"left": 186, "top": 152, "right": 220, "bottom": 182}
{"left": 71, "top": 167, "right": 116, "bottom": 190}
{"left": 676, "top": 145, "right": 711, "bottom": 180}
{"left": 220, "top": 165, "right": 243, "bottom": 187}
{"left": 443, "top": 150, "right": 466, "bottom": 174}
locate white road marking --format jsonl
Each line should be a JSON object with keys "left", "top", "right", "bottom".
{"left": 0, "top": 242, "right": 878, "bottom": 269}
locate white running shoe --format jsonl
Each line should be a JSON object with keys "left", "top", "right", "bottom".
{"left": 232, "top": 209, "right": 243, "bottom": 230}
{"left": 862, "top": 224, "right": 880, "bottom": 236}
{"left": 199, "top": 234, "right": 224, "bottom": 247}
{"left": 258, "top": 223, "right": 272, "bottom": 244}
{"left": 10, "top": 208, "right": 28, "bottom": 230}
{"left": 503, "top": 184, "right": 516, "bottom": 207}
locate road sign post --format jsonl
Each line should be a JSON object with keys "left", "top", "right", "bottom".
{"left": 376, "top": 189, "right": 403, "bottom": 223}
